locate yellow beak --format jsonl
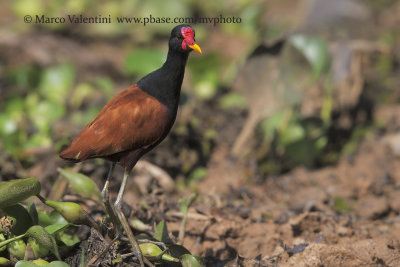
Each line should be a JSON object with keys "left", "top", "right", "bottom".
{"left": 188, "top": 44, "right": 202, "bottom": 54}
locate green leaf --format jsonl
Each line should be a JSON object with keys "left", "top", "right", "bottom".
{"left": 15, "top": 261, "right": 70, "bottom": 267}
{"left": 2, "top": 204, "right": 34, "bottom": 235}
{"left": 154, "top": 220, "right": 172, "bottom": 244}
{"left": 27, "top": 199, "right": 39, "bottom": 225}
{"left": 69, "top": 83, "right": 95, "bottom": 108}
{"left": 0, "top": 178, "right": 41, "bottom": 208}
{"left": 32, "top": 259, "right": 50, "bottom": 266}
{"left": 0, "top": 256, "right": 13, "bottom": 267}
{"left": 7, "top": 239, "right": 26, "bottom": 260}
{"left": 167, "top": 244, "right": 191, "bottom": 259}
{"left": 289, "top": 34, "right": 330, "bottom": 78}
{"left": 280, "top": 123, "right": 305, "bottom": 146}
{"left": 38, "top": 210, "right": 54, "bottom": 227}
{"left": 49, "top": 210, "right": 68, "bottom": 225}
{"left": 56, "top": 231, "right": 80, "bottom": 247}
{"left": 259, "top": 111, "right": 286, "bottom": 138}
{"left": 46, "top": 261, "right": 70, "bottom": 267}
{"left": 27, "top": 100, "right": 66, "bottom": 132}
{"left": 124, "top": 49, "right": 165, "bottom": 77}
{"left": 58, "top": 168, "right": 101, "bottom": 201}
{"left": 15, "top": 260, "right": 38, "bottom": 267}
{"left": 26, "top": 225, "right": 61, "bottom": 260}
{"left": 219, "top": 93, "right": 247, "bottom": 110}
{"left": 45, "top": 223, "right": 70, "bottom": 235}
{"left": 28, "top": 237, "right": 50, "bottom": 258}
{"left": 194, "top": 80, "right": 217, "bottom": 100}
{"left": 180, "top": 254, "right": 206, "bottom": 267}
{"left": 39, "top": 64, "right": 75, "bottom": 103}
{"left": 188, "top": 168, "right": 207, "bottom": 186}
{"left": 130, "top": 219, "right": 152, "bottom": 232}
{"left": 0, "top": 233, "right": 27, "bottom": 250}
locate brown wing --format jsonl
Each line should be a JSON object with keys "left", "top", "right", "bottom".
{"left": 60, "top": 84, "right": 172, "bottom": 161}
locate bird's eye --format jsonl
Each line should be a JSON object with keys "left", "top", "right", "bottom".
{"left": 176, "top": 35, "right": 182, "bottom": 40}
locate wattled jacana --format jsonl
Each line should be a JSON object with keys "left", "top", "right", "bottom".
{"left": 60, "top": 24, "right": 201, "bottom": 266}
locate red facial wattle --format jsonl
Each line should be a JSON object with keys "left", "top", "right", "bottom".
{"left": 181, "top": 27, "right": 202, "bottom": 54}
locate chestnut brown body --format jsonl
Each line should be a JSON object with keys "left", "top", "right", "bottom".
{"left": 60, "top": 84, "right": 173, "bottom": 170}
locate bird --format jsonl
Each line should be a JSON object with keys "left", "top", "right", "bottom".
{"left": 60, "top": 24, "right": 201, "bottom": 267}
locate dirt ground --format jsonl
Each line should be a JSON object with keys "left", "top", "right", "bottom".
{"left": 159, "top": 104, "right": 400, "bottom": 266}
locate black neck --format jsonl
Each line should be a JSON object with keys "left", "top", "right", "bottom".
{"left": 137, "top": 49, "right": 189, "bottom": 112}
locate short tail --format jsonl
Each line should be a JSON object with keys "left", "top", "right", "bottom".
{"left": 59, "top": 147, "right": 83, "bottom": 163}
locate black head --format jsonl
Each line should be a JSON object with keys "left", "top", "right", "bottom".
{"left": 169, "top": 24, "right": 202, "bottom": 54}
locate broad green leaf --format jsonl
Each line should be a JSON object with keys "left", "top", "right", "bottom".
{"left": 259, "top": 111, "right": 286, "bottom": 138}
{"left": 27, "top": 199, "right": 39, "bottom": 225}
{"left": 27, "top": 225, "right": 61, "bottom": 260}
{"left": 49, "top": 210, "right": 68, "bottom": 225}
{"left": 219, "top": 93, "right": 247, "bottom": 110}
{"left": 194, "top": 80, "right": 217, "bottom": 100}
{"left": 39, "top": 64, "right": 75, "bottom": 104}
{"left": 188, "top": 168, "right": 207, "bottom": 186}
{"left": 280, "top": 123, "right": 305, "bottom": 146}
{"left": 15, "top": 260, "right": 38, "bottom": 267}
{"left": 69, "top": 83, "right": 95, "bottom": 109}
{"left": 0, "top": 256, "right": 13, "bottom": 266}
{"left": 38, "top": 210, "right": 54, "bottom": 227}
{"left": 124, "top": 49, "right": 165, "bottom": 77}
{"left": 289, "top": 35, "right": 330, "bottom": 78}
{"left": 28, "top": 100, "right": 66, "bottom": 132}
{"left": 180, "top": 254, "right": 206, "bottom": 267}
{"left": 188, "top": 54, "right": 221, "bottom": 84}
{"left": 43, "top": 261, "right": 70, "bottom": 267}
{"left": 167, "top": 244, "right": 191, "bottom": 259}
{"left": 2, "top": 204, "right": 34, "bottom": 235}
{"left": 0, "top": 233, "right": 27, "bottom": 250}
{"left": 57, "top": 231, "right": 80, "bottom": 247}
{"left": 45, "top": 223, "right": 70, "bottom": 235}
{"left": 58, "top": 168, "right": 101, "bottom": 201}
{"left": 7, "top": 239, "right": 26, "bottom": 260}
{"left": 32, "top": 259, "right": 50, "bottom": 266}
{"left": 15, "top": 261, "right": 70, "bottom": 267}
{"left": 95, "top": 77, "right": 113, "bottom": 97}
{"left": 130, "top": 219, "right": 152, "bottom": 232}
{"left": 28, "top": 237, "right": 49, "bottom": 258}
{"left": 154, "top": 220, "right": 172, "bottom": 244}
{"left": 0, "top": 178, "right": 41, "bottom": 208}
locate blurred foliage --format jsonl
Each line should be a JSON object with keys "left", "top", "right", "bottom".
{"left": 0, "top": 178, "right": 81, "bottom": 266}
{"left": 2, "top": 0, "right": 257, "bottom": 166}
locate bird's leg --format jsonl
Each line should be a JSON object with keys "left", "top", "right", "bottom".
{"left": 101, "top": 162, "right": 122, "bottom": 237}
{"left": 114, "top": 169, "right": 145, "bottom": 267}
